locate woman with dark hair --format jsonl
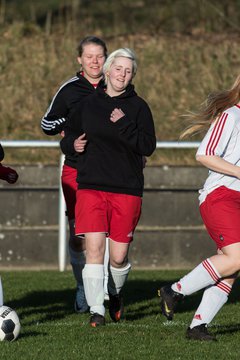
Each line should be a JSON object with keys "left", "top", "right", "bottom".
{"left": 61, "top": 48, "right": 156, "bottom": 327}
{"left": 159, "top": 74, "right": 240, "bottom": 341}
{"left": 41, "top": 36, "right": 108, "bottom": 313}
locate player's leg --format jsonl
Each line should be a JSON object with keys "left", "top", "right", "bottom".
{"left": 187, "top": 247, "right": 237, "bottom": 340}
{"left": 107, "top": 193, "right": 142, "bottom": 322}
{"left": 159, "top": 257, "right": 219, "bottom": 321}
{"left": 186, "top": 274, "right": 235, "bottom": 341}
{"left": 159, "top": 245, "right": 240, "bottom": 323}
{"left": 82, "top": 232, "right": 106, "bottom": 326}
{"left": 68, "top": 220, "right": 89, "bottom": 313}
{"left": 61, "top": 165, "right": 88, "bottom": 313}
{"left": 75, "top": 190, "right": 108, "bottom": 326}
{"left": 108, "top": 240, "right": 131, "bottom": 322}
{"left": 159, "top": 187, "right": 240, "bottom": 323}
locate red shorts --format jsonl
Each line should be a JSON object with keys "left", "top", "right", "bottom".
{"left": 200, "top": 186, "right": 240, "bottom": 249}
{"left": 75, "top": 189, "right": 142, "bottom": 243}
{"left": 61, "top": 165, "right": 78, "bottom": 220}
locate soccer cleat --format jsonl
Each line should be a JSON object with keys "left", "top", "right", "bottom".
{"left": 74, "top": 285, "right": 89, "bottom": 313}
{"left": 186, "top": 324, "right": 217, "bottom": 341}
{"left": 158, "top": 285, "right": 183, "bottom": 321}
{"left": 109, "top": 293, "right": 124, "bottom": 322}
{"left": 90, "top": 313, "right": 105, "bottom": 327}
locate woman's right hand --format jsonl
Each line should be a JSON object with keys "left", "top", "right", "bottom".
{"left": 74, "top": 133, "right": 87, "bottom": 153}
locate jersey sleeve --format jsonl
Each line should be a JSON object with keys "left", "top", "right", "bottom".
{"left": 196, "top": 112, "right": 235, "bottom": 157}
{"left": 41, "top": 87, "right": 69, "bottom": 136}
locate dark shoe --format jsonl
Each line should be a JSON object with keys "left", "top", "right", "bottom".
{"left": 90, "top": 313, "right": 105, "bottom": 327}
{"left": 186, "top": 324, "right": 217, "bottom": 341}
{"left": 109, "top": 293, "right": 124, "bottom": 322}
{"left": 158, "top": 285, "right": 183, "bottom": 321}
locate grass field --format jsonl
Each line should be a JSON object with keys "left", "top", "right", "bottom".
{"left": 1, "top": 270, "right": 240, "bottom": 359}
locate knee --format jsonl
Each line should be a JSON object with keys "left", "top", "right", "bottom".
{"left": 110, "top": 255, "right": 128, "bottom": 268}
{"left": 87, "top": 245, "right": 105, "bottom": 264}
{"left": 226, "top": 257, "right": 240, "bottom": 275}
{"left": 232, "top": 259, "right": 240, "bottom": 272}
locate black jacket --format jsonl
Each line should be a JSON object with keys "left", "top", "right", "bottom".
{"left": 61, "top": 84, "right": 156, "bottom": 196}
{"left": 0, "top": 143, "right": 4, "bottom": 162}
{"left": 41, "top": 72, "right": 101, "bottom": 168}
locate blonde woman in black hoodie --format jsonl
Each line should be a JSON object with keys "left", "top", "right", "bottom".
{"left": 61, "top": 48, "right": 156, "bottom": 327}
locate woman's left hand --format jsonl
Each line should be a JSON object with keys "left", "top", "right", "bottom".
{"left": 110, "top": 108, "right": 125, "bottom": 123}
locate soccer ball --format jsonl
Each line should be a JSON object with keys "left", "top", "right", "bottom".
{"left": 0, "top": 306, "right": 21, "bottom": 341}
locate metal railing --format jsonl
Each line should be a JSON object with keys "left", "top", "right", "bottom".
{"left": 1, "top": 140, "right": 200, "bottom": 271}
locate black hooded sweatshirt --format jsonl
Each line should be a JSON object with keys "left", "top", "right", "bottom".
{"left": 41, "top": 72, "right": 103, "bottom": 168}
{"left": 60, "top": 84, "right": 156, "bottom": 197}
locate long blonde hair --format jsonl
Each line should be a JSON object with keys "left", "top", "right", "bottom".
{"left": 180, "top": 75, "right": 240, "bottom": 139}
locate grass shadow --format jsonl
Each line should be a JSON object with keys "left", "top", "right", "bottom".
{"left": 7, "top": 288, "right": 77, "bottom": 325}
{"left": 4, "top": 271, "right": 240, "bottom": 330}
{"left": 124, "top": 275, "right": 240, "bottom": 321}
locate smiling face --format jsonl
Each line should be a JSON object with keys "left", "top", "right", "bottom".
{"left": 106, "top": 57, "right": 133, "bottom": 97}
{"left": 77, "top": 43, "right": 106, "bottom": 83}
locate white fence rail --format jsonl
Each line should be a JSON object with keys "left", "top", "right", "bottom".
{"left": 1, "top": 140, "right": 200, "bottom": 271}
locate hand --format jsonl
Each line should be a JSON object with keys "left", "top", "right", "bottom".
{"left": 110, "top": 108, "right": 125, "bottom": 123}
{"left": 0, "top": 164, "right": 19, "bottom": 184}
{"left": 60, "top": 130, "right": 65, "bottom": 137}
{"left": 74, "top": 133, "right": 87, "bottom": 153}
{"left": 7, "top": 170, "right": 18, "bottom": 184}
{"left": 142, "top": 156, "right": 147, "bottom": 168}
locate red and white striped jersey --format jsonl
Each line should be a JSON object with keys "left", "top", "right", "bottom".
{"left": 196, "top": 105, "right": 240, "bottom": 203}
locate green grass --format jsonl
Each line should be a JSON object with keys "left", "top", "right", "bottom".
{"left": 1, "top": 270, "right": 240, "bottom": 359}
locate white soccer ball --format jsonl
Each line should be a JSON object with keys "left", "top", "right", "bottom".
{"left": 0, "top": 305, "right": 21, "bottom": 341}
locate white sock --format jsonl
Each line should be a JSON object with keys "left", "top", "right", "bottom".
{"left": 172, "top": 258, "right": 221, "bottom": 296}
{"left": 69, "top": 247, "right": 86, "bottom": 286}
{"left": 104, "top": 238, "right": 109, "bottom": 296}
{"left": 0, "top": 277, "right": 3, "bottom": 306}
{"left": 190, "top": 280, "right": 231, "bottom": 328}
{"left": 108, "top": 263, "right": 131, "bottom": 296}
{"left": 82, "top": 264, "right": 105, "bottom": 316}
